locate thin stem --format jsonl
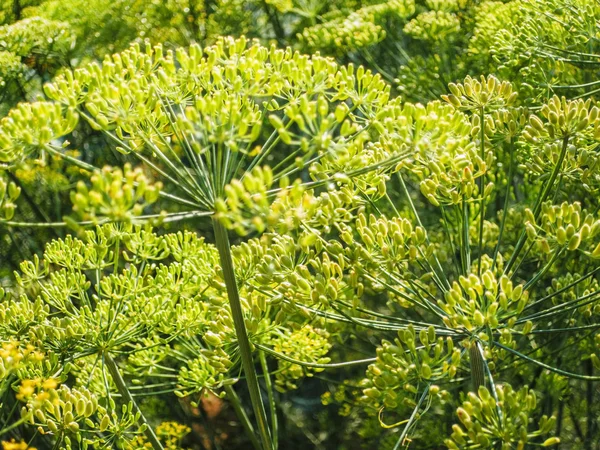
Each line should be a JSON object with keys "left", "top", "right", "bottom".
{"left": 492, "top": 341, "right": 600, "bottom": 381}
{"left": 212, "top": 218, "right": 272, "bottom": 450}
{"left": 262, "top": 0, "right": 285, "bottom": 43}
{"left": 523, "top": 247, "right": 564, "bottom": 291}
{"left": 517, "top": 289, "right": 600, "bottom": 323}
{"left": 224, "top": 385, "right": 262, "bottom": 450}
{"left": 7, "top": 172, "right": 59, "bottom": 237}
{"left": 546, "top": 79, "right": 600, "bottom": 89}
{"left": 392, "top": 385, "right": 430, "bottom": 450}
{"left": 397, "top": 173, "right": 450, "bottom": 289}
{"left": 259, "top": 352, "right": 278, "bottom": 450}
{"left": 255, "top": 343, "right": 376, "bottom": 369}
{"left": 478, "top": 341, "right": 503, "bottom": 424}
{"left": 246, "top": 121, "right": 286, "bottom": 176}
{"left": 43, "top": 144, "right": 201, "bottom": 208}
{"left": 103, "top": 353, "right": 164, "bottom": 450}
{"left": 540, "top": 43, "right": 600, "bottom": 60}
{"left": 530, "top": 324, "right": 600, "bottom": 334}
{"left": 556, "top": 397, "right": 564, "bottom": 444}
{"left": 1, "top": 210, "right": 213, "bottom": 228}
{"left": 461, "top": 201, "right": 471, "bottom": 275}
{"left": 441, "top": 206, "right": 461, "bottom": 275}
{"left": 0, "top": 414, "right": 30, "bottom": 437}
{"left": 335, "top": 299, "right": 454, "bottom": 332}
{"left": 570, "top": 87, "right": 600, "bottom": 100}
{"left": 586, "top": 359, "right": 594, "bottom": 450}
{"left": 477, "top": 107, "right": 486, "bottom": 276}
{"left": 283, "top": 150, "right": 411, "bottom": 194}
{"left": 504, "top": 135, "right": 570, "bottom": 275}
{"left": 491, "top": 139, "right": 514, "bottom": 271}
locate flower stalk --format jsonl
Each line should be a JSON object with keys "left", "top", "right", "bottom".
{"left": 212, "top": 217, "right": 272, "bottom": 450}
{"left": 469, "top": 341, "right": 485, "bottom": 391}
{"left": 103, "top": 353, "right": 164, "bottom": 450}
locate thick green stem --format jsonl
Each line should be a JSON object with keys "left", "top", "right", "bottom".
{"left": 212, "top": 218, "right": 272, "bottom": 450}
{"left": 103, "top": 353, "right": 164, "bottom": 450}
{"left": 469, "top": 341, "right": 485, "bottom": 391}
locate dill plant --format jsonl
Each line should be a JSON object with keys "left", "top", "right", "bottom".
{"left": 0, "top": 37, "right": 396, "bottom": 450}
{"left": 0, "top": 0, "right": 599, "bottom": 449}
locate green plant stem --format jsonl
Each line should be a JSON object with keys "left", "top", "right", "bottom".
{"left": 522, "top": 267, "right": 600, "bottom": 312}
{"left": 13, "top": 0, "right": 21, "bottom": 21}
{"left": 259, "top": 351, "right": 279, "bottom": 450}
{"left": 7, "top": 172, "right": 58, "bottom": 237}
{"left": 492, "top": 341, "right": 600, "bottom": 380}
{"left": 212, "top": 218, "right": 272, "bottom": 450}
{"left": 492, "top": 139, "right": 514, "bottom": 272}
{"left": 477, "top": 341, "right": 503, "bottom": 423}
{"left": 392, "top": 385, "right": 430, "bottom": 450}
{"left": 523, "top": 247, "right": 564, "bottom": 291}
{"left": 397, "top": 173, "right": 450, "bottom": 289}
{"left": 477, "top": 107, "right": 486, "bottom": 276}
{"left": 555, "top": 398, "right": 564, "bottom": 445}
{"left": 0, "top": 414, "right": 30, "bottom": 437}
{"left": 586, "top": 359, "right": 594, "bottom": 450}
{"left": 517, "top": 289, "right": 600, "bottom": 323}
{"left": 461, "top": 201, "right": 471, "bottom": 275}
{"left": 255, "top": 343, "right": 376, "bottom": 369}
{"left": 224, "top": 385, "right": 262, "bottom": 450}
{"left": 530, "top": 324, "right": 600, "bottom": 334}
{"left": 291, "top": 150, "right": 411, "bottom": 193}
{"left": 44, "top": 143, "right": 201, "bottom": 208}
{"left": 277, "top": 295, "right": 458, "bottom": 334}
{"left": 103, "top": 353, "right": 164, "bottom": 450}
{"left": 504, "top": 135, "right": 570, "bottom": 275}
{"left": 335, "top": 299, "right": 453, "bottom": 332}
{"left": 1, "top": 210, "right": 213, "bottom": 228}
{"left": 262, "top": 0, "right": 285, "bottom": 44}
{"left": 440, "top": 206, "right": 461, "bottom": 275}
{"left": 469, "top": 341, "right": 485, "bottom": 391}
